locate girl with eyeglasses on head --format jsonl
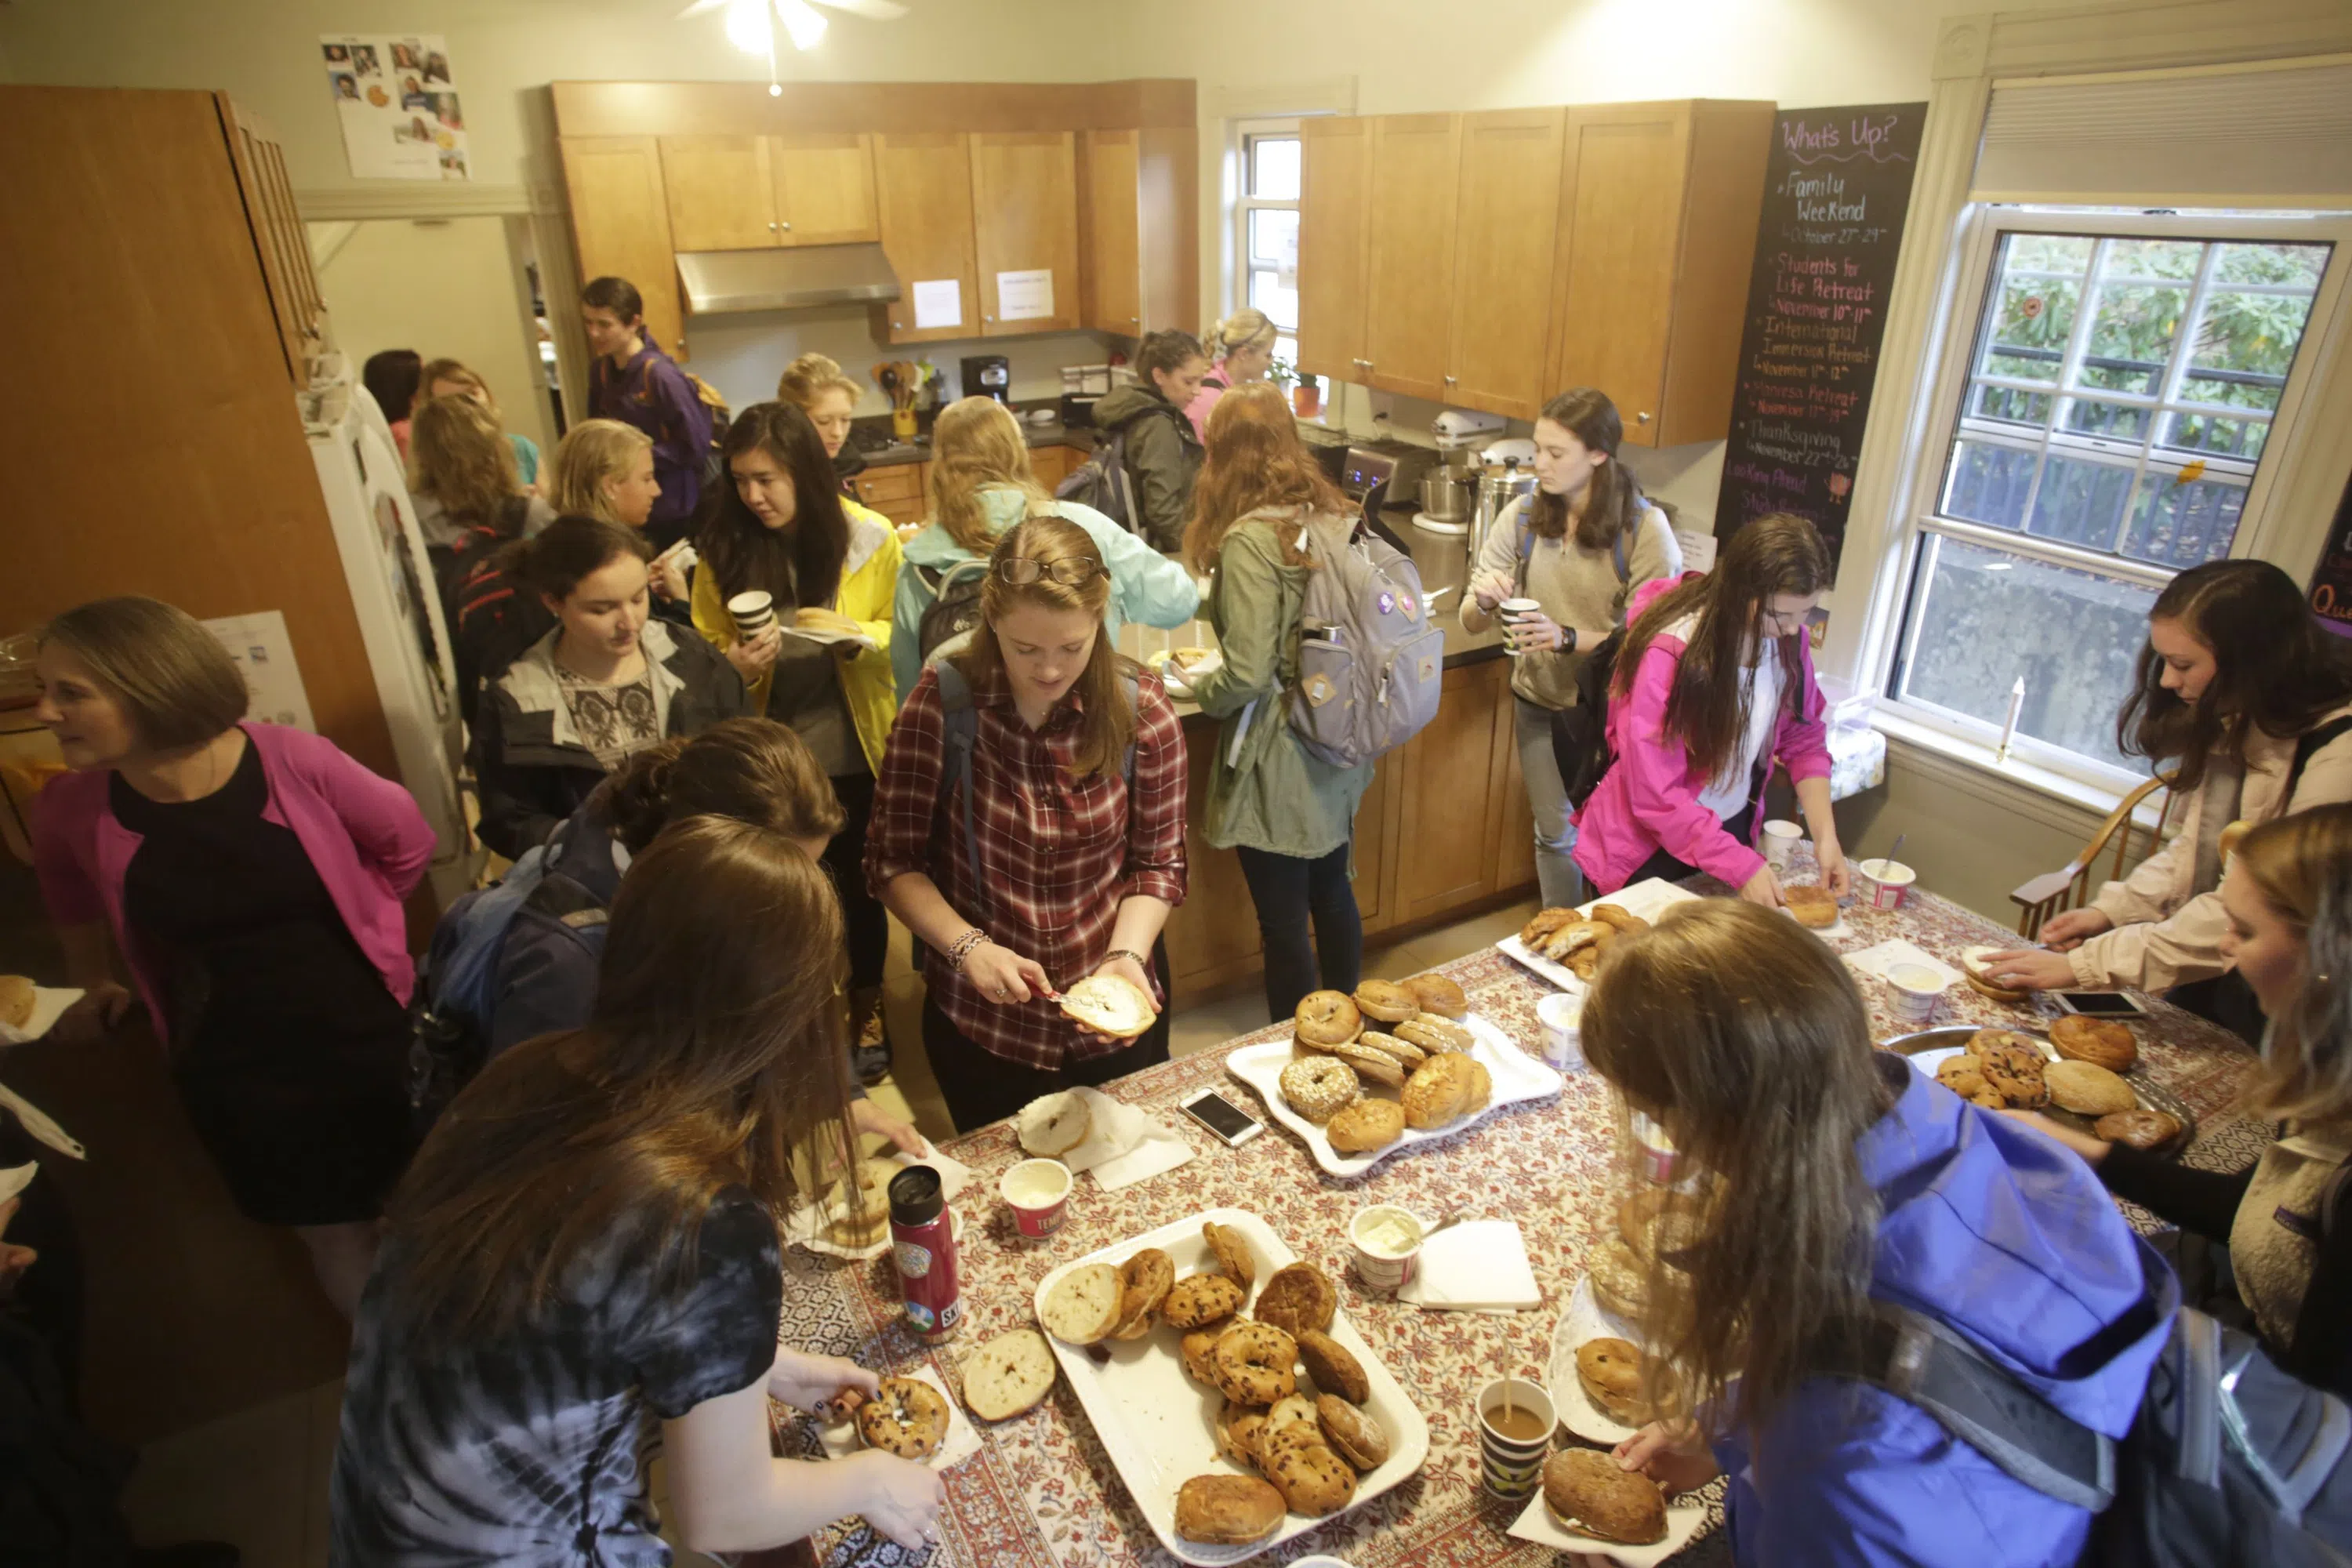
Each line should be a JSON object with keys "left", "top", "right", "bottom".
{"left": 866, "top": 515, "right": 1189, "bottom": 1132}
{"left": 1572, "top": 512, "right": 1849, "bottom": 907}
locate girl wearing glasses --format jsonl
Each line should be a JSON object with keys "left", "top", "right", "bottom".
{"left": 865, "top": 517, "right": 1189, "bottom": 1132}
{"left": 1573, "top": 513, "right": 1849, "bottom": 908}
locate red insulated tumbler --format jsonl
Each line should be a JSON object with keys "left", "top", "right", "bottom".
{"left": 887, "top": 1165, "right": 963, "bottom": 1345}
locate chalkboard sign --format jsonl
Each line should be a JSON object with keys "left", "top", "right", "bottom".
{"left": 2310, "top": 468, "right": 2352, "bottom": 638}
{"left": 1713, "top": 103, "right": 1927, "bottom": 579}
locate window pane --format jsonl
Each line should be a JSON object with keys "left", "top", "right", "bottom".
{"left": 2027, "top": 452, "right": 2136, "bottom": 551}
{"left": 2119, "top": 470, "right": 2244, "bottom": 568}
{"left": 2059, "top": 396, "right": 2150, "bottom": 441}
{"left": 2182, "top": 288, "right": 2312, "bottom": 414}
{"left": 1942, "top": 441, "right": 2037, "bottom": 530}
{"left": 1250, "top": 269, "right": 1298, "bottom": 331}
{"left": 1969, "top": 383, "right": 2051, "bottom": 427}
{"left": 2077, "top": 281, "right": 2185, "bottom": 397}
{"left": 2160, "top": 408, "right": 2270, "bottom": 460}
{"left": 1898, "top": 535, "right": 2158, "bottom": 772}
{"left": 2214, "top": 241, "right": 2328, "bottom": 289}
{"left": 1250, "top": 137, "right": 1300, "bottom": 201}
{"left": 2102, "top": 239, "right": 2202, "bottom": 282}
{"left": 1250, "top": 209, "right": 1298, "bottom": 271}
{"left": 1980, "top": 276, "right": 2078, "bottom": 384}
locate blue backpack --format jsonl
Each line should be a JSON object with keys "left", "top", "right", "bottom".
{"left": 407, "top": 836, "right": 561, "bottom": 1119}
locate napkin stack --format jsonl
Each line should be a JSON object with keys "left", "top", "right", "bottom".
{"left": 1845, "top": 939, "right": 1963, "bottom": 990}
{"left": 1056, "top": 1087, "right": 1195, "bottom": 1192}
{"left": 784, "top": 1139, "right": 975, "bottom": 1258}
{"left": 1397, "top": 1219, "right": 1542, "bottom": 1312}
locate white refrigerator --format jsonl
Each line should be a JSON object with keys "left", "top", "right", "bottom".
{"left": 299, "top": 354, "right": 480, "bottom": 908}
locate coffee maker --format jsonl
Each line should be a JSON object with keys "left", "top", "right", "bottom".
{"left": 960, "top": 355, "right": 1011, "bottom": 405}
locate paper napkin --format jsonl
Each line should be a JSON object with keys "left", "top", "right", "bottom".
{"left": 1845, "top": 939, "right": 1963, "bottom": 990}
{"left": 1087, "top": 1119, "right": 1195, "bottom": 1191}
{"left": 1397, "top": 1219, "right": 1542, "bottom": 1312}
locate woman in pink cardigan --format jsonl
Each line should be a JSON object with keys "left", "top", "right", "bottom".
{"left": 32, "top": 597, "right": 437, "bottom": 1316}
{"left": 1573, "top": 514, "right": 1850, "bottom": 907}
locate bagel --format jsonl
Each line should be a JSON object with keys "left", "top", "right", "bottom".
{"left": 1163, "top": 1273, "right": 1247, "bottom": 1329}
{"left": 1215, "top": 1398, "right": 1269, "bottom": 1467}
{"left": 1541, "top": 919, "right": 1615, "bottom": 964}
{"left": 1403, "top": 971, "right": 1469, "bottom": 1019}
{"left": 1935, "top": 1054, "right": 2007, "bottom": 1109}
{"left": 1174, "top": 1474, "right": 1285, "bottom": 1545}
{"left": 1588, "top": 1236, "right": 1652, "bottom": 1325}
{"left": 1279, "top": 1055, "right": 1361, "bottom": 1123}
{"left": 1293, "top": 989, "right": 1363, "bottom": 1048}
{"left": 1181, "top": 1320, "right": 1234, "bottom": 1385}
{"left": 1353, "top": 978, "right": 1420, "bottom": 1023}
{"left": 1211, "top": 1321, "right": 1298, "bottom": 1405}
{"left": 1060, "top": 973, "right": 1157, "bottom": 1040}
{"left": 1324, "top": 1037, "right": 1406, "bottom": 1087}
{"left": 1265, "top": 1393, "right": 1319, "bottom": 1435}
{"left": 1783, "top": 884, "right": 1839, "bottom": 929}
{"left": 1393, "top": 1013, "right": 1476, "bottom": 1055}
{"left": 1040, "top": 1261, "right": 1125, "bottom": 1345}
{"left": 1520, "top": 906, "right": 1581, "bottom": 947}
{"left": 1967, "top": 1031, "right": 2050, "bottom": 1109}
{"left": 1961, "top": 945, "right": 2031, "bottom": 1004}
{"left": 1325, "top": 1098, "right": 1404, "bottom": 1155}
{"left": 1203, "top": 1221, "right": 1256, "bottom": 1292}
{"left": 1544, "top": 1448, "right": 1666, "bottom": 1545}
{"left": 2052, "top": 1013, "right": 2139, "bottom": 1072}
{"left": 1255, "top": 1262, "right": 1337, "bottom": 1338}
{"left": 0, "top": 976, "right": 34, "bottom": 1032}
{"left": 1587, "top": 904, "right": 1650, "bottom": 936}
{"left": 1316, "top": 1392, "right": 1390, "bottom": 1471}
{"left": 857, "top": 1376, "right": 949, "bottom": 1458}
{"left": 2047, "top": 1058, "right": 2137, "bottom": 1116}
{"left": 960, "top": 1329, "right": 1056, "bottom": 1421}
{"left": 825, "top": 1156, "right": 898, "bottom": 1247}
{"left": 1297, "top": 1328, "right": 1369, "bottom": 1403}
{"left": 1017, "top": 1091, "right": 1091, "bottom": 1156}
{"left": 1576, "top": 1336, "right": 1646, "bottom": 1424}
{"left": 2096, "top": 1107, "right": 2182, "bottom": 1150}
{"left": 1110, "top": 1247, "right": 1174, "bottom": 1340}
{"left": 1259, "top": 1425, "right": 1357, "bottom": 1515}
{"left": 1402, "top": 1051, "right": 1478, "bottom": 1129}
{"left": 1353, "top": 1029, "right": 1428, "bottom": 1068}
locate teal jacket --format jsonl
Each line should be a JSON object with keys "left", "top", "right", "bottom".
{"left": 891, "top": 485, "right": 1201, "bottom": 701}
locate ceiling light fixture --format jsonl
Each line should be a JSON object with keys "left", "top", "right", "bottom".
{"left": 722, "top": 0, "right": 769, "bottom": 54}
{"left": 776, "top": 0, "right": 829, "bottom": 50}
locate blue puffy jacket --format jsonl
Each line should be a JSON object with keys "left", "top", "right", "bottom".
{"left": 1711, "top": 1054, "right": 2172, "bottom": 1566}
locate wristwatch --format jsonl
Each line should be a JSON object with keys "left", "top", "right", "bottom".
{"left": 1565, "top": 626, "right": 1579, "bottom": 654}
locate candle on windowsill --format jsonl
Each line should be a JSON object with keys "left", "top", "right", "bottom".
{"left": 1995, "top": 677, "right": 2025, "bottom": 764}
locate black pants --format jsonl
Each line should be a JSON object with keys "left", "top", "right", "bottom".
{"left": 1625, "top": 803, "right": 1757, "bottom": 890}
{"left": 2165, "top": 970, "right": 2267, "bottom": 1046}
{"left": 921, "top": 944, "right": 1174, "bottom": 1133}
{"left": 1236, "top": 841, "right": 1363, "bottom": 1023}
{"left": 825, "top": 772, "right": 888, "bottom": 995}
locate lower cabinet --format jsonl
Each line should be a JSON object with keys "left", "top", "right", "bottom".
{"left": 1164, "top": 652, "right": 1534, "bottom": 1005}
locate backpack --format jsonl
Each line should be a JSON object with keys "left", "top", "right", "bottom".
{"left": 931, "top": 661, "right": 1138, "bottom": 910}
{"left": 1284, "top": 511, "right": 1443, "bottom": 769}
{"left": 1817, "top": 1243, "right": 2352, "bottom": 1567}
{"left": 1544, "top": 524, "right": 1633, "bottom": 811}
{"left": 407, "top": 838, "right": 554, "bottom": 1122}
{"left": 914, "top": 558, "right": 993, "bottom": 670}
{"left": 1056, "top": 403, "right": 1185, "bottom": 535}
{"left": 681, "top": 367, "right": 732, "bottom": 488}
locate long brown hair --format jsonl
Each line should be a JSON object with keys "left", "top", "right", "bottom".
{"left": 927, "top": 397, "right": 1047, "bottom": 554}
{"left": 602, "top": 717, "right": 845, "bottom": 855}
{"left": 499, "top": 515, "right": 650, "bottom": 608}
{"left": 1529, "top": 387, "right": 1646, "bottom": 550}
{"left": 2118, "top": 560, "right": 2352, "bottom": 792}
{"left": 1581, "top": 900, "right": 1890, "bottom": 1436}
{"left": 955, "top": 514, "right": 1134, "bottom": 779}
{"left": 2234, "top": 803, "right": 2352, "bottom": 1125}
{"left": 1613, "top": 513, "right": 1830, "bottom": 785}
{"left": 385, "top": 816, "right": 856, "bottom": 1339}
{"left": 699, "top": 402, "right": 851, "bottom": 613}
{"left": 1183, "top": 382, "right": 1348, "bottom": 574}
{"left": 409, "top": 394, "right": 521, "bottom": 525}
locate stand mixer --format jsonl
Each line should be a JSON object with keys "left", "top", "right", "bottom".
{"left": 1414, "top": 408, "right": 1505, "bottom": 534}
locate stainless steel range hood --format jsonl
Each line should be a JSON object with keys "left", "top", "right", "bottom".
{"left": 675, "top": 244, "right": 902, "bottom": 315}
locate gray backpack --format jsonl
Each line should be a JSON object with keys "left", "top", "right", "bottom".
{"left": 1284, "top": 511, "right": 1443, "bottom": 768}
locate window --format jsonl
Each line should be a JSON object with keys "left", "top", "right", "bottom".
{"left": 1233, "top": 121, "right": 1312, "bottom": 397}
{"left": 1886, "top": 211, "right": 2342, "bottom": 781}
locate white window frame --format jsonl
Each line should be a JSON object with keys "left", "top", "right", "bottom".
{"left": 1229, "top": 117, "right": 1305, "bottom": 381}
{"left": 1873, "top": 204, "right": 2352, "bottom": 794}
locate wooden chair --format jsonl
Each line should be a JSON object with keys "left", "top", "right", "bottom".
{"left": 2008, "top": 773, "right": 2177, "bottom": 939}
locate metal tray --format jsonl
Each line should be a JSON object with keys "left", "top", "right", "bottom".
{"left": 1882, "top": 1025, "right": 2195, "bottom": 1158}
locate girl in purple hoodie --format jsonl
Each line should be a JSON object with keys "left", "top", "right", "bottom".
{"left": 1589, "top": 901, "right": 2172, "bottom": 1567}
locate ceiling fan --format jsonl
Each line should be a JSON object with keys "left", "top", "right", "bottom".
{"left": 677, "top": 0, "right": 908, "bottom": 55}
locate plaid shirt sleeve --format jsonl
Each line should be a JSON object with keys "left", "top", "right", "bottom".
{"left": 863, "top": 668, "right": 947, "bottom": 900}
{"left": 1120, "top": 675, "right": 1189, "bottom": 908}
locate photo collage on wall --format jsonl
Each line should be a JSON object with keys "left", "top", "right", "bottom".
{"left": 321, "top": 33, "right": 470, "bottom": 181}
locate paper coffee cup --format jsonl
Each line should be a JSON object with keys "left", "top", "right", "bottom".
{"left": 1475, "top": 1377, "right": 1556, "bottom": 1497}
{"left": 1497, "top": 597, "right": 1541, "bottom": 659}
{"left": 726, "top": 589, "right": 775, "bottom": 639}
{"left": 1762, "top": 818, "right": 1803, "bottom": 869}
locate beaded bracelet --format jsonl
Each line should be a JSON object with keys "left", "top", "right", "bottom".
{"left": 945, "top": 927, "right": 991, "bottom": 970}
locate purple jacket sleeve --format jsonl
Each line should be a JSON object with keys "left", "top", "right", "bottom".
{"left": 1617, "top": 640, "right": 1768, "bottom": 890}
{"left": 309, "top": 739, "right": 437, "bottom": 897}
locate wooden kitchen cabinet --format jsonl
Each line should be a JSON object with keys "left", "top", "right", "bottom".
{"left": 1447, "top": 108, "right": 1567, "bottom": 419}
{"left": 873, "top": 132, "right": 978, "bottom": 346}
{"left": 1391, "top": 657, "right": 1512, "bottom": 924}
{"left": 850, "top": 461, "right": 926, "bottom": 528}
{"left": 971, "top": 131, "right": 1082, "bottom": 336}
{"left": 660, "top": 132, "right": 878, "bottom": 252}
{"left": 1360, "top": 114, "right": 1461, "bottom": 402}
{"left": 560, "top": 136, "right": 687, "bottom": 361}
{"left": 1078, "top": 126, "right": 1197, "bottom": 337}
{"left": 1546, "top": 100, "right": 1773, "bottom": 447}
{"left": 769, "top": 132, "right": 879, "bottom": 245}
{"left": 1295, "top": 116, "right": 1372, "bottom": 387}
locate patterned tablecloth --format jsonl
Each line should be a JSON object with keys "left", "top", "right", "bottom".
{"left": 778, "top": 862, "right": 2264, "bottom": 1568}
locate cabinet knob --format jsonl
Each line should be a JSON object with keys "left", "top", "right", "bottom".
{"left": 768, "top": 221, "right": 779, "bottom": 232}
{"left": 1130, "top": 316, "right": 1140, "bottom": 325}
{"left": 779, "top": 221, "right": 792, "bottom": 232}
{"left": 892, "top": 321, "right": 903, "bottom": 328}
{"left": 1636, "top": 412, "right": 1651, "bottom": 424}
{"left": 984, "top": 314, "right": 996, "bottom": 323}
{"left": 1443, "top": 375, "right": 1457, "bottom": 386}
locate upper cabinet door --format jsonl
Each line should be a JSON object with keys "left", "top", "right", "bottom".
{"left": 1548, "top": 105, "right": 1692, "bottom": 445}
{"left": 1079, "top": 129, "right": 1142, "bottom": 334}
{"left": 1296, "top": 117, "right": 1372, "bottom": 386}
{"left": 873, "top": 132, "right": 978, "bottom": 345}
{"left": 1363, "top": 114, "right": 1461, "bottom": 401}
{"left": 971, "top": 131, "right": 1081, "bottom": 336}
{"left": 562, "top": 136, "right": 685, "bottom": 358}
{"left": 658, "top": 136, "right": 779, "bottom": 252}
{"left": 770, "top": 132, "right": 878, "bottom": 246}
{"left": 1447, "top": 108, "right": 1566, "bottom": 420}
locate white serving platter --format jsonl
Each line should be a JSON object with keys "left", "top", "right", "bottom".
{"left": 1029, "top": 1207, "right": 1431, "bottom": 1566}
{"left": 1495, "top": 878, "right": 1704, "bottom": 993}
{"left": 0, "top": 986, "right": 85, "bottom": 1047}
{"left": 1226, "top": 1014, "right": 1562, "bottom": 1178}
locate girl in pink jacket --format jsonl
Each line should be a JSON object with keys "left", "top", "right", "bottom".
{"left": 1572, "top": 514, "right": 1851, "bottom": 907}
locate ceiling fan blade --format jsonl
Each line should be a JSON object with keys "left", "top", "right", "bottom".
{"left": 674, "top": 0, "right": 730, "bottom": 16}
{"left": 809, "top": 0, "right": 909, "bottom": 20}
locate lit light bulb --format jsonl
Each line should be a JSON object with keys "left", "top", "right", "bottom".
{"left": 723, "top": 0, "right": 769, "bottom": 54}
{"left": 776, "top": 0, "right": 829, "bottom": 50}
{"left": 768, "top": 82, "right": 783, "bottom": 96}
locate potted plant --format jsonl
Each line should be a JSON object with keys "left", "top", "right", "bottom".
{"left": 1270, "top": 356, "right": 1319, "bottom": 419}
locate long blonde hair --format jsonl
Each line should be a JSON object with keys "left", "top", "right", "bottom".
{"left": 409, "top": 394, "right": 521, "bottom": 524}
{"left": 928, "top": 397, "right": 1047, "bottom": 553}
{"left": 955, "top": 515, "right": 1134, "bottom": 779}
{"left": 549, "top": 418, "right": 654, "bottom": 523}
{"left": 1205, "top": 308, "right": 1277, "bottom": 363}
{"left": 776, "top": 351, "right": 862, "bottom": 409}
{"left": 2234, "top": 803, "right": 2352, "bottom": 1125}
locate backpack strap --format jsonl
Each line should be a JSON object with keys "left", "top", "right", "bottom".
{"left": 2287, "top": 714, "right": 2352, "bottom": 803}
{"left": 932, "top": 662, "right": 986, "bottom": 906}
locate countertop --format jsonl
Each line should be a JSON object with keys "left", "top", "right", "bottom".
{"left": 848, "top": 406, "right": 1091, "bottom": 470}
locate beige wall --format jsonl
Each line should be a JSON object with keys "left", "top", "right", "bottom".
{"left": 308, "top": 216, "right": 555, "bottom": 460}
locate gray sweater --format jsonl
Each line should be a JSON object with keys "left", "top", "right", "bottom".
{"left": 1468, "top": 495, "right": 1682, "bottom": 710}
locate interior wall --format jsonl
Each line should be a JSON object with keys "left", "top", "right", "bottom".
{"left": 684, "top": 311, "right": 1118, "bottom": 419}
{"left": 308, "top": 216, "right": 554, "bottom": 459}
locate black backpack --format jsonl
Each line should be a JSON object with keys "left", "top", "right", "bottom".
{"left": 914, "top": 558, "right": 993, "bottom": 670}
{"left": 1056, "top": 403, "right": 1186, "bottom": 536}
{"left": 1545, "top": 524, "right": 1632, "bottom": 811}
{"left": 1818, "top": 1246, "right": 2352, "bottom": 1567}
